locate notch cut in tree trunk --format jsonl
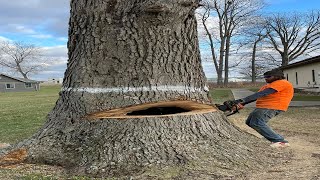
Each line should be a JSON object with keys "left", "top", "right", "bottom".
{"left": 87, "top": 101, "right": 217, "bottom": 119}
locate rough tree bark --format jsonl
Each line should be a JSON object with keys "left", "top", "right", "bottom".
{"left": 0, "top": 0, "right": 282, "bottom": 178}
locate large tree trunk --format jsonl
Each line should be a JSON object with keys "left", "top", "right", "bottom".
{"left": 1, "top": 0, "right": 283, "bottom": 178}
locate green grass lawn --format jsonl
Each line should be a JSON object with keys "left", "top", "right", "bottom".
{"left": 0, "top": 85, "right": 60, "bottom": 144}
{"left": 209, "top": 88, "right": 234, "bottom": 104}
{"left": 291, "top": 94, "right": 320, "bottom": 101}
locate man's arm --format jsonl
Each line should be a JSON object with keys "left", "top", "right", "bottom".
{"left": 237, "top": 88, "right": 277, "bottom": 105}
{"left": 218, "top": 88, "right": 278, "bottom": 112}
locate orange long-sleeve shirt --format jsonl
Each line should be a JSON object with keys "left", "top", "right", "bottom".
{"left": 256, "top": 80, "right": 294, "bottom": 111}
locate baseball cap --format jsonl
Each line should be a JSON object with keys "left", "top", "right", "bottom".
{"left": 263, "top": 69, "right": 284, "bottom": 78}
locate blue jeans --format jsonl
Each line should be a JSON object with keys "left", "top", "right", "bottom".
{"left": 246, "top": 108, "right": 288, "bottom": 143}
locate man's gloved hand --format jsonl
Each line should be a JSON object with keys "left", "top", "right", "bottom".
{"left": 215, "top": 99, "right": 245, "bottom": 116}
{"left": 221, "top": 99, "right": 245, "bottom": 112}
{"left": 231, "top": 102, "right": 244, "bottom": 111}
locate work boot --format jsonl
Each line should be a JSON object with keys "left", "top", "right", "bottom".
{"left": 270, "top": 142, "right": 290, "bottom": 148}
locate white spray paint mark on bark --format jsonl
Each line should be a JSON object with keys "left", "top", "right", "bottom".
{"left": 61, "top": 86, "right": 209, "bottom": 93}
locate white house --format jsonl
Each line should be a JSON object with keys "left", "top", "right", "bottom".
{"left": 281, "top": 55, "right": 320, "bottom": 89}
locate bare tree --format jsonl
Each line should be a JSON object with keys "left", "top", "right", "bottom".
{"left": 0, "top": 41, "right": 45, "bottom": 79}
{"left": 239, "top": 18, "right": 268, "bottom": 82}
{"left": 200, "top": 5, "right": 223, "bottom": 85}
{"left": 1, "top": 0, "right": 280, "bottom": 178}
{"left": 239, "top": 64, "right": 265, "bottom": 80}
{"left": 265, "top": 11, "right": 320, "bottom": 66}
{"left": 239, "top": 49, "right": 280, "bottom": 82}
{"left": 199, "top": 0, "right": 264, "bottom": 86}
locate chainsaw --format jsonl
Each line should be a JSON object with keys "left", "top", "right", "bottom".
{"left": 215, "top": 100, "right": 244, "bottom": 116}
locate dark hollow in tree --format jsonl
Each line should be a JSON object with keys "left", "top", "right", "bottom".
{"left": 0, "top": 0, "right": 282, "bottom": 178}
{"left": 86, "top": 100, "right": 217, "bottom": 119}
{"left": 127, "top": 107, "right": 190, "bottom": 115}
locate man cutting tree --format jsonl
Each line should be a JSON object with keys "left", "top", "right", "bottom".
{"left": 220, "top": 69, "right": 294, "bottom": 148}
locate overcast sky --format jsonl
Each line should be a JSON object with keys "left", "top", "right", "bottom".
{"left": 0, "top": 0, "right": 319, "bottom": 80}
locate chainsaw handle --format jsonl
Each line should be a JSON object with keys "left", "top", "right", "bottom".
{"left": 215, "top": 100, "right": 244, "bottom": 116}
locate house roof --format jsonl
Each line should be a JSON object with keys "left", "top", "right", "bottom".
{"left": 0, "top": 73, "right": 39, "bottom": 83}
{"left": 281, "top": 55, "right": 320, "bottom": 70}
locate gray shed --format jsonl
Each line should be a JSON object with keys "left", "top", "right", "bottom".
{"left": 0, "top": 74, "right": 40, "bottom": 92}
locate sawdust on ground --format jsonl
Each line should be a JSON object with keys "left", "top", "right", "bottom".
{"left": 229, "top": 110, "right": 320, "bottom": 180}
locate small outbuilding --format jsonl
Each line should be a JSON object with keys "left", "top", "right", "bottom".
{"left": 0, "top": 73, "right": 40, "bottom": 92}
{"left": 281, "top": 56, "right": 320, "bottom": 89}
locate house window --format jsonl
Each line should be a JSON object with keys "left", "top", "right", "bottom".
{"left": 6, "top": 83, "right": 15, "bottom": 89}
{"left": 312, "top": 70, "right": 315, "bottom": 82}
{"left": 286, "top": 74, "right": 288, "bottom": 81}
{"left": 25, "top": 83, "right": 32, "bottom": 88}
{"left": 295, "top": 72, "right": 298, "bottom": 85}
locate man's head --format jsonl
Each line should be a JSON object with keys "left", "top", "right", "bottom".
{"left": 263, "top": 69, "right": 285, "bottom": 83}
